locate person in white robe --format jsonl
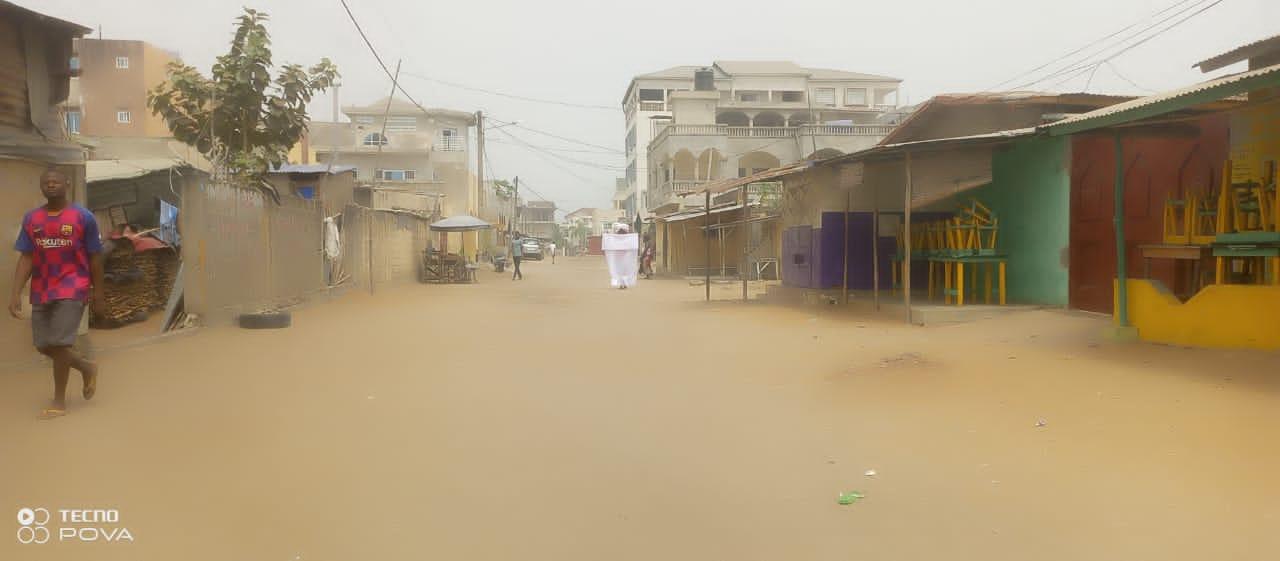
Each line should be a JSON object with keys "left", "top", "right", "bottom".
{"left": 603, "top": 223, "right": 639, "bottom": 289}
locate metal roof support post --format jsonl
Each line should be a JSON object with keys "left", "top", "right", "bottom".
{"left": 842, "top": 183, "right": 851, "bottom": 305}
{"left": 873, "top": 183, "right": 880, "bottom": 311}
{"left": 1113, "top": 131, "right": 1129, "bottom": 327}
{"left": 705, "top": 190, "right": 711, "bottom": 302}
{"left": 742, "top": 188, "right": 749, "bottom": 302}
{"left": 903, "top": 152, "right": 913, "bottom": 323}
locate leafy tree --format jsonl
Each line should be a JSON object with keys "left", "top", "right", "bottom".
{"left": 147, "top": 8, "right": 338, "bottom": 188}
{"left": 492, "top": 179, "right": 515, "bottom": 200}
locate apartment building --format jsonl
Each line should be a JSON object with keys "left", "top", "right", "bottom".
{"left": 564, "top": 207, "right": 625, "bottom": 252}
{"left": 307, "top": 97, "right": 476, "bottom": 218}
{"left": 622, "top": 61, "right": 901, "bottom": 217}
{"left": 66, "top": 38, "right": 177, "bottom": 137}
{"left": 517, "top": 200, "right": 557, "bottom": 241}
{"left": 612, "top": 177, "right": 633, "bottom": 220}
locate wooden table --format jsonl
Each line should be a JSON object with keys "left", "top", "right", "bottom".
{"left": 927, "top": 255, "right": 1007, "bottom": 306}
{"left": 1139, "top": 244, "right": 1211, "bottom": 298}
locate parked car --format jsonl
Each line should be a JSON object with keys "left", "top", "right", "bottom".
{"left": 521, "top": 238, "right": 543, "bottom": 260}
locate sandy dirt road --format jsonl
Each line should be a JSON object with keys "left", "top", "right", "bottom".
{"left": 2, "top": 256, "right": 1279, "bottom": 561}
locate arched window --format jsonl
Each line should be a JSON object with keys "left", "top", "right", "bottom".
{"left": 362, "top": 132, "right": 388, "bottom": 146}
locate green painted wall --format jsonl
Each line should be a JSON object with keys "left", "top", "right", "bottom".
{"left": 969, "top": 136, "right": 1070, "bottom": 306}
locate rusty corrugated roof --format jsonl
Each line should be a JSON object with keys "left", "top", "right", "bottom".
{"left": 1041, "top": 63, "right": 1280, "bottom": 135}
{"left": 0, "top": 1, "right": 92, "bottom": 34}
{"left": 1195, "top": 34, "right": 1280, "bottom": 73}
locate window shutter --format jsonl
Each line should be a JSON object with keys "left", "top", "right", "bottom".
{"left": 814, "top": 88, "right": 835, "bottom": 106}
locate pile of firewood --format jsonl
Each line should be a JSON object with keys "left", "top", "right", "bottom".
{"left": 93, "top": 239, "right": 179, "bottom": 328}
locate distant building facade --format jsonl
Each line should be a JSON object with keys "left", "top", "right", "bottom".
{"left": 612, "top": 177, "right": 633, "bottom": 221}
{"left": 67, "top": 38, "right": 178, "bottom": 137}
{"left": 622, "top": 61, "right": 902, "bottom": 217}
{"left": 306, "top": 98, "right": 477, "bottom": 218}
{"left": 518, "top": 200, "right": 557, "bottom": 240}
{"left": 563, "top": 207, "right": 624, "bottom": 252}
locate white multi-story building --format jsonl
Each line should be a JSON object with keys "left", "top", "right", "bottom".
{"left": 307, "top": 97, "right": 476, "bottom": 217}
{"left": 612, "top": 177, "right": 632, "bottom": 220}
{"left": 563, "top": 207, "right": 625, "bottom": 252}
{"left": 622, "top": 61, "right": 902, "bottom": 217}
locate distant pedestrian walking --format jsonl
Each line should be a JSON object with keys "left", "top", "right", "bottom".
{"left": 641, "top": 235, "right": 655, "bottom": 279}
{"left": 549, "top": 241, "right": 557, "bottom": 264}
{"left": 510, "top": 232, "right": 524, "bottom": 280}
{"left": 8, "top": 169, "right": 104, "bottom": 420}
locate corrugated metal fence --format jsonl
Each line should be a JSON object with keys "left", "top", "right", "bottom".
{"left": 340, "top": 204, "right": 434, "bottom": 290}
{"left": 182, "top": 181, "right": 325, "bottom": 324}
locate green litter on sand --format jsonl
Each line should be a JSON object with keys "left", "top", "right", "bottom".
{"left": 837, "top": 491, "right": 865, "bottom": 505}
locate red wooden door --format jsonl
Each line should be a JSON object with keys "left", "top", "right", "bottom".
{"left": 1069, "top": 118, "right": 1228, "bottom": 313}
{"left": 1070, "top": 137, "right": 1116, "bottom": 313}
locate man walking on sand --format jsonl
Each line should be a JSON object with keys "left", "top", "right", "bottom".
{"left": 510, "top": 231, "right": 524, "bottom": 280}
{"left": 549, "top": 241, "right": 557, "bottom": 264}
{"left": 8, "top": 169, "right": 105, "bottom": 420}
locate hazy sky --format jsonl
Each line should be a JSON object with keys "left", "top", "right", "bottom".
{"left": 31, "top": 0, "right": 1276, "bottom": 213}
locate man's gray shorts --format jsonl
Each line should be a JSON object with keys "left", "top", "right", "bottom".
{"left": 31, "top": 300, "right": 85, "bottom": 349}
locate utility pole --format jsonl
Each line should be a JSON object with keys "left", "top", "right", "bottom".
{"left": 513, "top": 175, "right": 520, "bottom": 234}
{"left": 476, "top": 110, "right": 485, "bottom": 212}
{"left": 332, "top": 84, "right": 340, "bottom": 122}
{"left": 373, "top": 60, "right": 401, "bottom": 192}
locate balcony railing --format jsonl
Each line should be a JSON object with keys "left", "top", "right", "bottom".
{"left": 666, "top": 124, "right": 725, "bottom": 136}
{"left": 650, "top": 123, "right": 895, "bottom": 150}
{"left": 649, "top": 124, "right": 723, "bottom": 148}
{"left": 799, "top": 124, "right": 896, "bottom": 136}
{"left": 655, "top": 123, "right": 896, "bottom": 141}
{"left": 435, "top": 138, "right": 464, "bottom": 152}
{"left": 718, "top": 99, "right": 809, "bottom": 108}
{"left": 668, "top": 180, "right": 705, "bottom": 195}
{"left": 638, "top": 101, "right": 666, "bottom": 112}
{"left": 646, "top": 179, "right": 707, "bottom": 211}
{"left": 727, "top": 126, "right": 792, "bottom": 138}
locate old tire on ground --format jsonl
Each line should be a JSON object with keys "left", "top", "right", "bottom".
{"left": 238, "top": 311, "right": 291, "bottom": 329}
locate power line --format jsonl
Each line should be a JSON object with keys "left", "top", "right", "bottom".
{"left": 496, "top": 128, "right": 626, "bottom": 171}
{"left": 983, "top": 0, "right": 1199, "bottom": 92}
{"left": 516, "top": 180, "right": 614, "bottom": 217}
{"left": 337, "top": 0, "right": 436, "bottom": 118}
{"left": 400, "top": 71, "right": 618, "bottom": 111}
{"left": 487, "top": 117, "right": 623, "bottom": 154}
{"left": 485, "top": 137, "right": 611, "bottom": 211}
{"left": 1011, "top": 0, "right": 1214, "bottom": 91}
{"left": 493, "top": 127, "right": 618, "bottom": 189}
{"left": 1010, "top": 0, "right": 1223, "bottom": 92}
{"left": 1044, "top": 0, "right": 1223, "bottom": 92}
{"left": 489, "top": 137, "right": 624, "bottom": 165}
{"left": 1004, "top": 0, "right": 1213, "bottom": 91}
{"left": 513, "top": 177, "right": 553, "bottom": 202}
{"left": 1105, "top": 61, "right": 1158, "bottom": 93}
{"left": 486, "top": 137, "right": 621, "bottom": 156}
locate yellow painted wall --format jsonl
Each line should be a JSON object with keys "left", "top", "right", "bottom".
{"left": 1117, "top": 279, "right": 1280, "bottom": 350}
{"left": 286, "top": 141, "right": 316, "bottom": 165}
{"left": 1229, "top": 99, "right": 1280, "bottom": 188}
